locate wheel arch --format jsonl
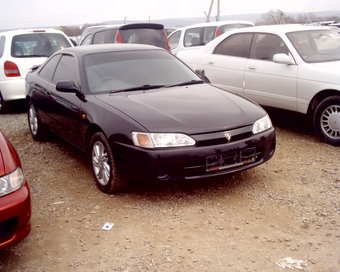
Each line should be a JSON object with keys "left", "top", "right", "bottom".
{"left": 306, "top": 89, "right": 340, "bottom": 124}
{"left": 85, "top": 124, "right": 103, "bottom": 157}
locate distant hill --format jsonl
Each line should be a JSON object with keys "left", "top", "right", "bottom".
{"left": 105, "top": 10, "right": 340, "bottom": 28}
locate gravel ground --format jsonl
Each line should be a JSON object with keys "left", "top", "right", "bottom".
{"left": 0, "top": 103, "right": 339, "bottom": 272}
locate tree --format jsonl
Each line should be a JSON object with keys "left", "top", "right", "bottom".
{"left": 255, "top": 10, "right": 340, "bottom": 25}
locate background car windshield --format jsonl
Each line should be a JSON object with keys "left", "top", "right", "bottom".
{"left": 84, "top": 50, "right": 200, "bottom": 93}
{"left": 11, "top": 33, "right": 71, "bottom": 57}
{"left": 287, "top": 30, "right": 340, "bottom": 63}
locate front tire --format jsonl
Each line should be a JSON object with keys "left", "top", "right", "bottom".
{"left": 313, "top": 96, "right": 340, "bottom": 146}
{"left": 27, "top": 101, "right": 47, "bottom": 141}
{"left": 90, "top": 132, "right": 129, "bottom": 193}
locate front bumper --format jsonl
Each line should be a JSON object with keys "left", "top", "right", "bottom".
{"left": 0, "top": 181, "right": 31, "bottom": 250}
{"left": 113, "top": 127, "right": 276, "bottom": 181}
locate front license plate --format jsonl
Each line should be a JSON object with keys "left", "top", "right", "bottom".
{"left": 206, "top": 148, "right": 257, "bottom": 172}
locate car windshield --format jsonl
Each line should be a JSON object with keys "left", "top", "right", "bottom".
{"left": 287, "top": 29, "right": 340, "bottom": 63}
{"left": 84, "top": 50, "right": 202, "bottom": 93}
{"left": 11, "top": 33, "right": 72, "bottom": 58}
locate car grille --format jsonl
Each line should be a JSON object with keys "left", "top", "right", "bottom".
{"left": 0, "top": 217, "right": 18, "bottom": 243}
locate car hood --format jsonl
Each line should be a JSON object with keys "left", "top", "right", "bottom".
{"left": 309, "top": 61, "right": 340, "bottom": 70}
{"left": 95, "top": 84, "right": 266, "bottom": 134}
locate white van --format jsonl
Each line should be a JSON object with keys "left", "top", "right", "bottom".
{"left": 168, "top": 20, "right": 254, "bottom": 55}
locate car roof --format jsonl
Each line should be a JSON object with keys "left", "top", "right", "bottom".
{"left": 176, "top": 20, "right": 255, "bottom": 30}
{"left": 223, "top": 24, "right": 336, "bottom": 35}
{"left": 0, "top": 28, "right": 67, "bottom": 36}
{"left": 59, "top": 43, "right": 164, "bottom": 56}
{"left": 83, "top": 23, "right": 164, "bottom": 33}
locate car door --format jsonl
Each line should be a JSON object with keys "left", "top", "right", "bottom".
{"left": 244, "top": 33, "right": 298, "bottom": 111}
{"left": 45, "top": 54, "right": 84, "bottom": 147}
{"left": 203, "top": 33, "right": 253, "bottom": 96}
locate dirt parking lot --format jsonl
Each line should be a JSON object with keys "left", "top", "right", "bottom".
{"left": 0, "top": 104, "right": 339, "bottom": 272}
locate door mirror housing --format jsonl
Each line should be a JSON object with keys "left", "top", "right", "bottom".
{"left": 56, "top": 80, "right": 86, "bottom": 102}
{"left": 273, "top": 53, "right": 295, "bottom": 65}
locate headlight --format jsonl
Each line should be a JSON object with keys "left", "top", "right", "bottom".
{"left": 252, "top": 114, "right": 272, "bottom": 134}
{"left": 132, "top": 132, "right": 195, "bottom": 148}
{"left": 0, "top": 167, "right": 25, "bottom": 197}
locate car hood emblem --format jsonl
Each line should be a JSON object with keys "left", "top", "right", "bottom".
{"left": 224, "top": 132, "right": 231, "bottom": 142}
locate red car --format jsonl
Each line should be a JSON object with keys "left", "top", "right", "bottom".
{"left": 0, "top": 130, "right": 31, "bottom": 250}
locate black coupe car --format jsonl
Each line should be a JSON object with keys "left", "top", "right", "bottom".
{"left": 26, "top": 44, "right": 276, "bottom": 193}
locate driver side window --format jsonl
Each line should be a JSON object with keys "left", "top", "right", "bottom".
{"left": 250, "top": 33, "right": 289, "bottom": 61}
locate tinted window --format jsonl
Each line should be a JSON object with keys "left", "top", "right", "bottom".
{"left": 11, "top": 33, "right": 71, "bottom": 57}
{"left": 39, "top": 54, "right": 62, "bottom": 81}
{"left": 168, "top": 30, "right": 181, "bottom": 50}
{"left": 119, "top": 28, "right": 168, "bottom": 49}
{"left": 53, "top": 55, "right": 78, "bottom": 84}
{"left": 250, "top": 33, "right": 289, "bottom": 61}
{"left": 214, "top": 33, "right": 253, "bottom": 58}
{"left": 104, "top": 29, "right": 118, "bottom": 43}
{"left": 84, "top": 50, "right": 199, "bottom": 93}
{"left": 93, "top": 31, "right": 105, "bottom": 44}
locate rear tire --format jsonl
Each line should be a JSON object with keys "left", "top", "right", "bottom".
{"left": 313, "top": 96, "right": 340, "bottom": 146}
{"left": 90, "top": 132, "right": 129, "bottom": 193}
{"left": 27, "top": 101, "right": 48, "bottom": 141}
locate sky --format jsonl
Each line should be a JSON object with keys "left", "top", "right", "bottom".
{"left": 1, "top": 0, "right": 340, "bottom": 30}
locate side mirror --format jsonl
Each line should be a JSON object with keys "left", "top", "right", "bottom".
{"left": 195, "top": 69, "right": 211, "bottom": 83}
{"left": 56, "top": 80, "right": 86, "bottom": 102}
{"left": 273, "top": 53, "right": 295, "bottom": 65}
{"left": 56, "top": 80, "right": 78, "bottom": 93}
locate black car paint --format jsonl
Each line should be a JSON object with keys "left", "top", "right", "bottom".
{"left": 26, "top": 44, "right": 275, "bottom": 183}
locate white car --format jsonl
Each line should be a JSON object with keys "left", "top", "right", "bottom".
{"left": 177, "top": 25, "right": 340, "bottom": 146}
{"left": 0, "top": 28, "right": 73, "bottom": 113}
{"left": 168, "top": 20, "right": 254, "bottom": 55}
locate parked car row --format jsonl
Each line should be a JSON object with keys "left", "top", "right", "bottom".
{"left": 1, "top": 21, "right": 339, "bottom": 251}
{"left": 168, "top": 20, "right": 255, "bottom": 55}
{"left": 177, "top": 24, "right": 340, "bottom": 146}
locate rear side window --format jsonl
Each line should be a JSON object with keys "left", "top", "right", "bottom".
{"left": 93, "top": 31, "right": 105, "bottom": 44}
{"left": 183, "top": 27, "right": 200, "bottom": 48}
{"left": 11, "top": 33, "right": 71, "bottom": 58}
{"left": 39, "top": 54, "right": 62, "bottom": 81}
{"left": 214, "top": 33, "right": 253, "bottom": 58}
{"left": 119, "top": 28, "right": 168, "bottom": 49}
{"left": 104, "top": 29, "right": 118, "bottom": 43}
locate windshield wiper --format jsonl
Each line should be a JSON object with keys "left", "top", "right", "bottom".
{"left": 164, "top": 80, "right": 204, "bottom": 88}
{"left": 110, "top": 84, "right": 165, "bottom": 93}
